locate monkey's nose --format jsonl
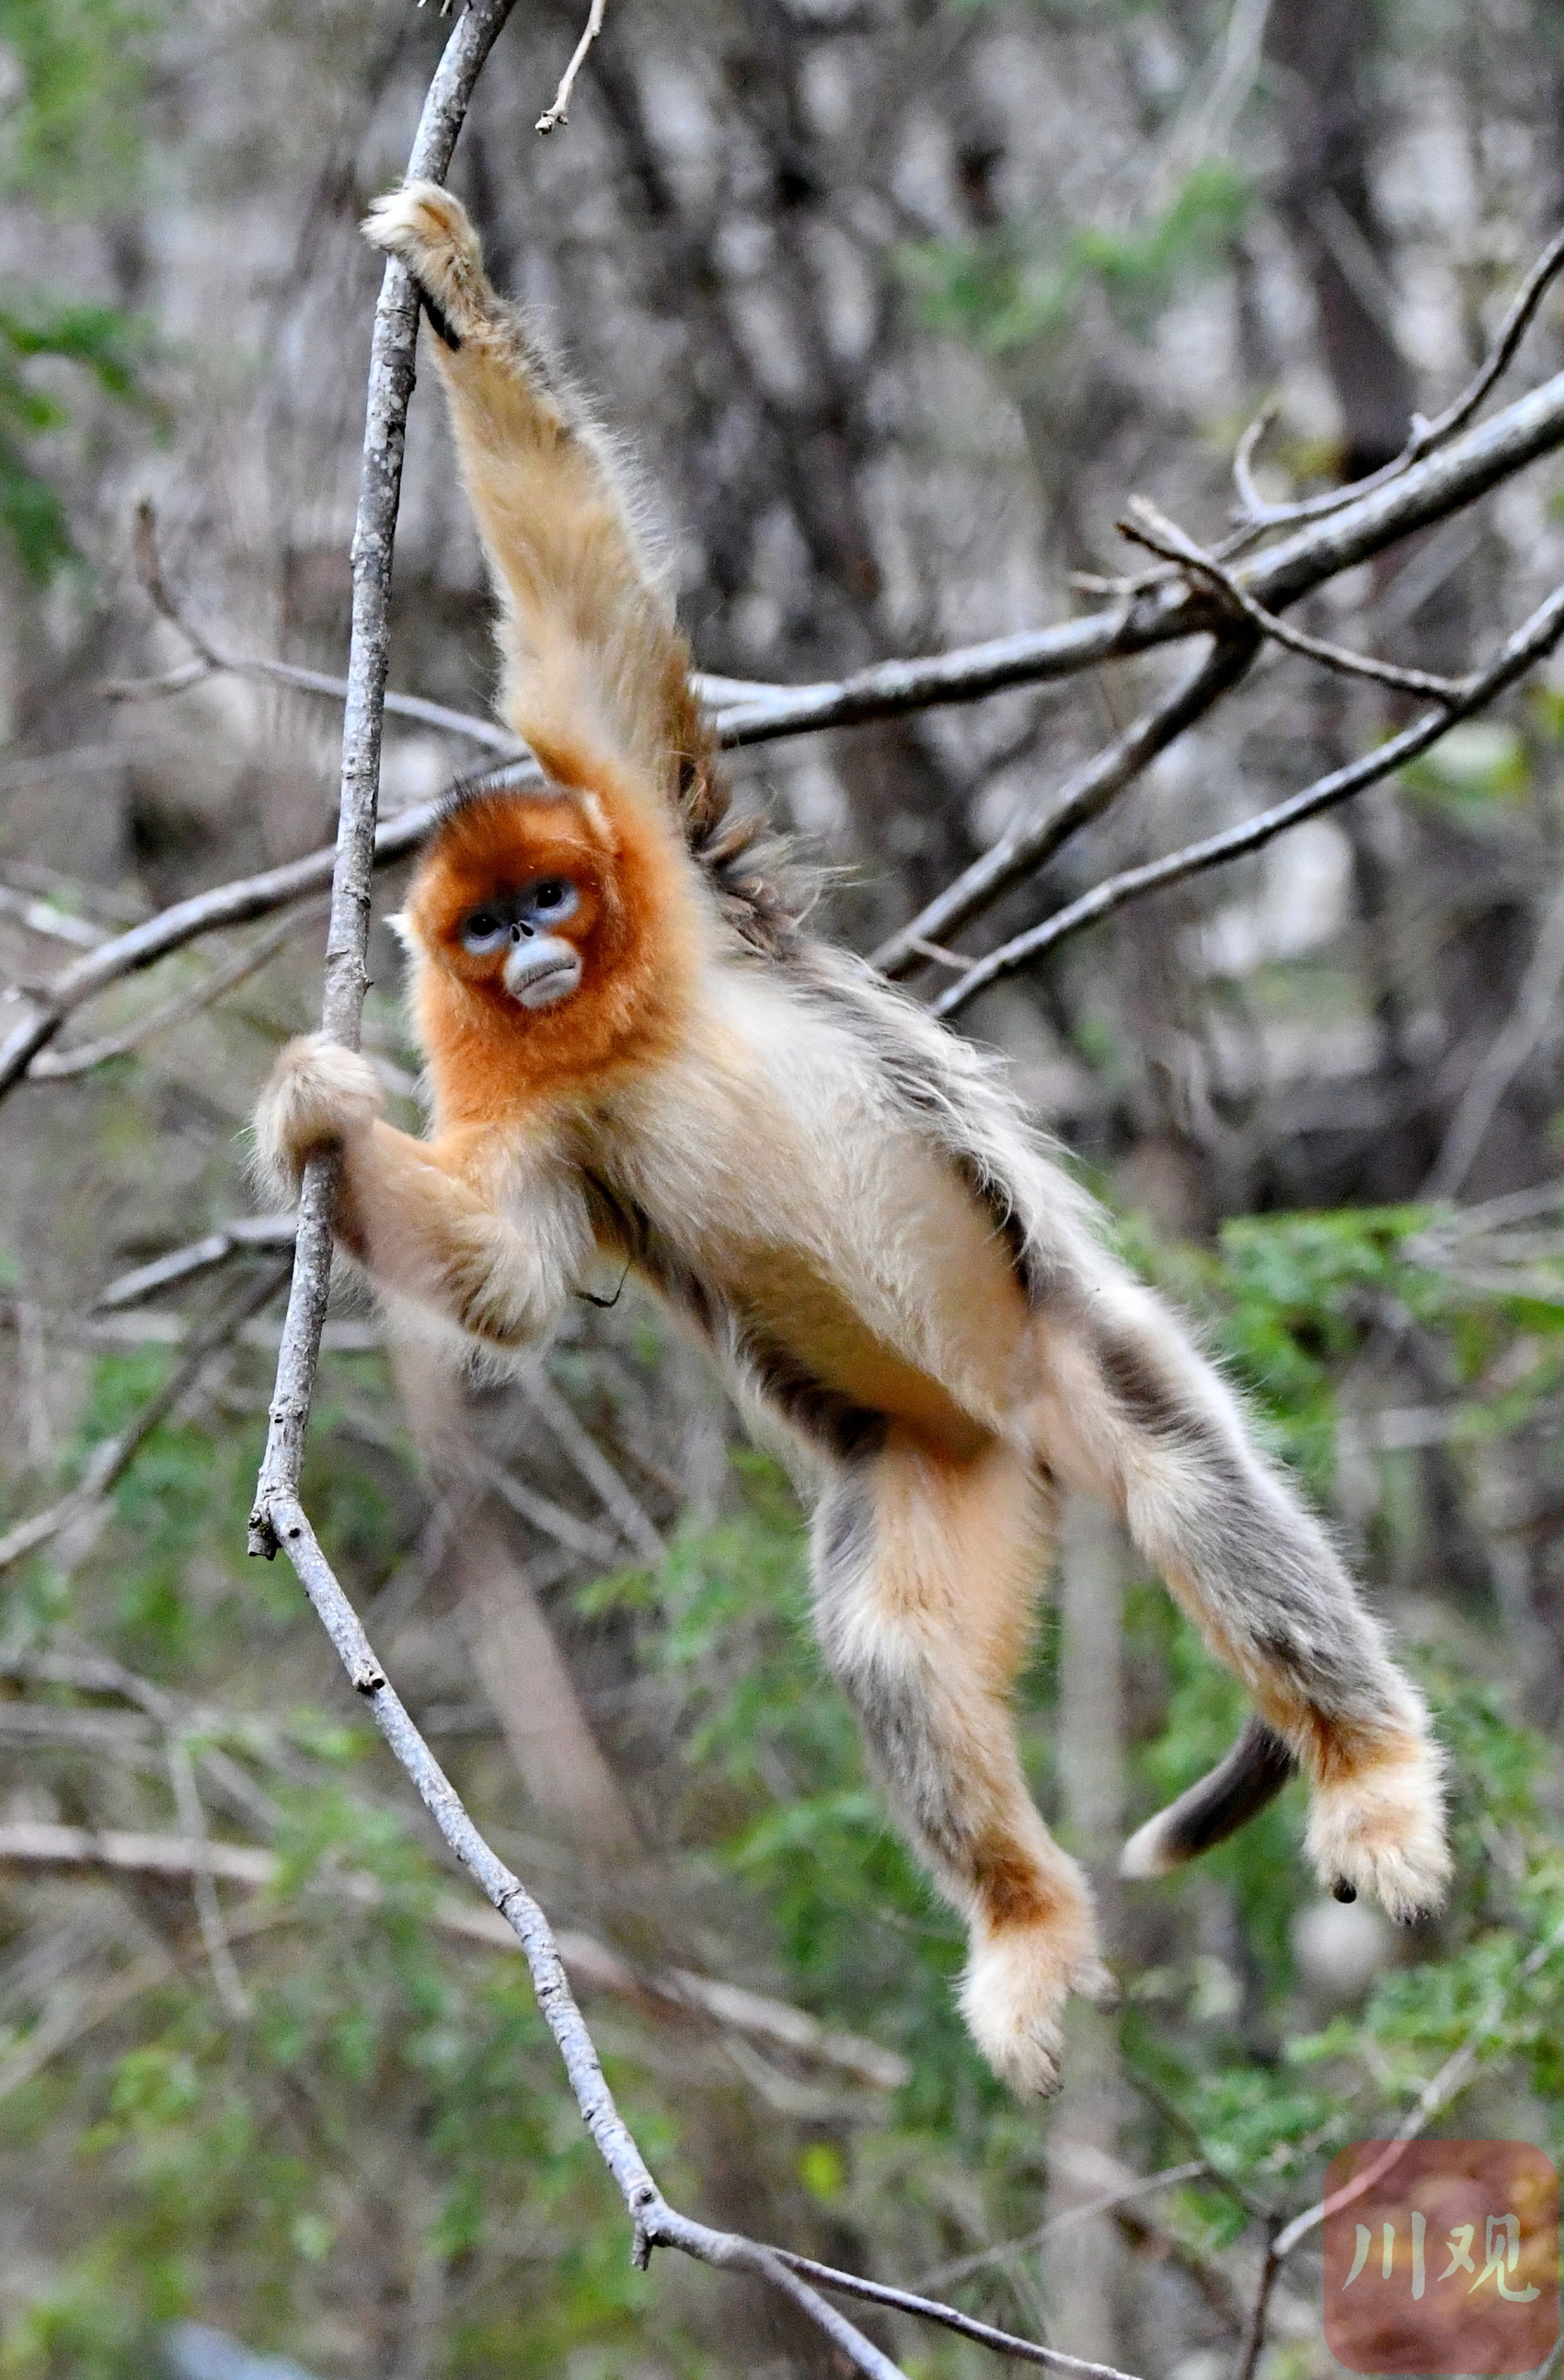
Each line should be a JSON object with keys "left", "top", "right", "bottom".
{"left": 510, "top": 922, "right": 535, "bottom": 942}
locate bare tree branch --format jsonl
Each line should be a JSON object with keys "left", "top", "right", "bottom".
{"left": 29, "top": 902, "right": 326, "bottom": 1080}
{"left": 873, "top": 635, "right": 1259, "bottom": 979}
{"left": 535, "top": 0, "right": 608, "bottom": 133}
{"left": 104, "top": 501, "right": 523, "bottom": 754}
{"left": 267, "top": 1492, "right": 1141, "bottom": 2378}
{"left": 517, "top": 1363, "right": 665, "bottom": 1563}
{"left": 0, "top": 1821, "right": 907, "bottom": 2090}
{"left": 933, "top": 580, "right": 1564, "bottom": 1018}
{"left": 1232, "top": 222, "right": 1564, "bottom": 531}
{"left": 0, "top": 1259, "right": 293, "bottom": 1577}
{"left": 166, "top": 1735, "right": 251, "bottom": 2022}
{"left": 1119, "top": 496, "right": 1466, "bottom": 701}
{"left": 719, "top": 362, "right": 1564, "bottom": 747}
{"left": 95, "top": 1217, "right": 298, "bottom": 1311}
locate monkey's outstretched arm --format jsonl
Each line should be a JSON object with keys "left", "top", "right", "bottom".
{"left": 363, "top": 183, "right": 702, "bottom": 807}
{"left": 254, "top": 1039, "right": 585, "bottom": 1350}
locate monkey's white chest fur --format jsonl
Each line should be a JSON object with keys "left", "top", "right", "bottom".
{"left": 585, "top": 961, "right": 1031, "bottom": 1443}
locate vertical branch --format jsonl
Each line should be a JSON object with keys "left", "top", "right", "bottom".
{"left": 248, "top": 0, "right": 519, "bottom": 1554}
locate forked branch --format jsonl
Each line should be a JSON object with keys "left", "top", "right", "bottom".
{"left": 933, "top": 579, "right": 1564, "bottom": 1018}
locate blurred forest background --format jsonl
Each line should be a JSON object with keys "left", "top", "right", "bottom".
{"left": 6, "top": 0, "right": 1564, "bottom": 2374}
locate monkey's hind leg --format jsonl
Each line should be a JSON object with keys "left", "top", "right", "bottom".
{"left": 812, "top": 1427, "right": 1108, "bottom": 2096}
{"left": 1038, "top": 1285, "right": 1449, "bottom": 1921}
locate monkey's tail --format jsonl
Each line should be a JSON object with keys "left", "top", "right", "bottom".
{"left": 1119, "top": 1716, "right": 1296, "bottom": 1880}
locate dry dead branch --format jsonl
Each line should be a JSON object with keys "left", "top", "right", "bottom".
{"left": 535, "top": 0, "right": 608, "bottom": 133}
{"left": 0, "top": 1821, "right": 907, "bottom": 2091}
{"left": 933, "top": 578, "right": 1564, "bottom": 1017}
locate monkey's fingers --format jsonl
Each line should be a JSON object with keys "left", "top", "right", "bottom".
{"left": 362, "top": 181, "right": 494, "bottom": 351}
{"left": 253, "top": 1034, "right": 385, "bottom": 1198}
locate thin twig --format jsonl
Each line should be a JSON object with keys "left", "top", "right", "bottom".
{"left": 1233, "top": 221, "right": 1564, "bottom": 530}
{"left": 520, "top": 1364, "right": 664, "bottom": 1562}
{"left": 764, "top": 2244, "right": 1144, "bottom": 2374}
{"left": 1120, "top": 495, "right": 1466, "bottom": 701}
{"left": 933, "top": 579, "right": 1564, "bottom": 1018}
{"left": 268, "top": 1498, "right": 910, "bottom": 2377}
{"left": 1233, "top": 2213, "right": 1282, "bottom": 2380}
{"left": 873, "top": 634, "right": 1259, "bottom": 980}
{"left": 105, "top": 502, "right": 522, "bottom": 754}
{"left": 0, "top": 1259, "right": 293, "bottom": 1576}
{"left": 0, "top": 882, "right": 107, "bottom": 950}
{"left": 0, "top": 1821, "right": 906, "bottom": 2089}
{"left": 251, "top": 0, "right": 534, "bottom": 1557}
{"left": 269, "top": 1494, "right": 1137, "bottom": 2377}
{"left": 478, "top": 1454, "right": 622, "bottom": 1566}
{"left": 166, "top": 1737, "right": 251, "bottom": 2022}
{"left": 535, "top": 0, "right": 607, "bottom": 132}
{"left": 915, "top": 2162, "right": 1209, "bottom": 2293}
{"left": 95, "top": 1216, "right": 298, "bottom": 1311}
{"left": 28, "top": 902, "right": 326, "bottom": 1080}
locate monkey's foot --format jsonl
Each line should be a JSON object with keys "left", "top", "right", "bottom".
{"left": 362, "top": 182, "right": 491, "bottom": 349}
{"left": 960, "top": 1916, "right": 1112, "bottom": 2098}
{"left": 254, "top": 1034, "right": 384, "bottom": 1196}
{"left": 1305, "top": 1740, "right": 1450, "bottom": 1923}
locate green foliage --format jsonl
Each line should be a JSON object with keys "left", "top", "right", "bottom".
{"left": 902, "top": 161, "right": 1249, "bottom": 356}
{"left": 0, "top": 298, "right": 154, "bottom": 580}
{"left": 0, "top": 0, "right": 165, "bottom": 579}
{"left": 1400, "top": 719, "right": 1531, "bottom": 822}
{"left": 0, "top": 0, "right": 163, "bottom": 207}
{"left": 7, "top": 1201, "right": 1564, "bottom": 2370}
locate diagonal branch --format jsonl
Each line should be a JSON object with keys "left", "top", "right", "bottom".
{"left": 8, "top": 333, "right": 1564, "bottom": 1101}
{"left": 1118, "top": 496, "right": 1466, "bottom": 702}
{"left": 28, "top": 902, "right": 326, "bottom": 1080}
{"left": 103, "top": 503, "right": 522, "bottom": 755}
{"left": 1232, "top": 221, "right": 1564, "bottom": 532}
{"left": 932, "top": 579, "right": 1564, "bottom": 1018}
{"left": 535, "top": 0, "right": 609, "bottom": 133}
{"left": 0, "top": 1258, "right": 293, "bottom": 1577}
{"left": 872, "top": 634, "right": 1259, "bottom": 979}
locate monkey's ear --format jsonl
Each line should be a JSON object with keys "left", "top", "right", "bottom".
{"left": 384, "top": 911, "right": 417, "bottom": 952}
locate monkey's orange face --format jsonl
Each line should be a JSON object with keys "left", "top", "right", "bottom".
{"left": 404, "top": 790, "right": 618, "bottom": 1016}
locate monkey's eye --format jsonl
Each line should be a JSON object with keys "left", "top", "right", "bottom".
{"left": 460, "top": 909, "right": 510, "bottom": 955}
{"left": 521, "top": 877, "right": 580, "bottom": 926}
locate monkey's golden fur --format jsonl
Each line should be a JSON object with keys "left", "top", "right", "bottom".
{"left": 256, "top": 183, "right": 1449, "bottom": 2094}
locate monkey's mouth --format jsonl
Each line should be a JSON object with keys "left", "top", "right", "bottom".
{"left": 503, "top": 940, "right": 582, "bottom": 1010}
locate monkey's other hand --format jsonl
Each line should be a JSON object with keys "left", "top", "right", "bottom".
{"left": 362, "top": 182, "right": 490, "bottom": 347}
{"left": 1304, "top": 1736, "right": 1451, "bottom": 1924}
{"left": 960, "top": 1908, "right": 1111, "bottom": 2098}
{"left": 254, "top": 1036, "right": 384, "bottom": 1201}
